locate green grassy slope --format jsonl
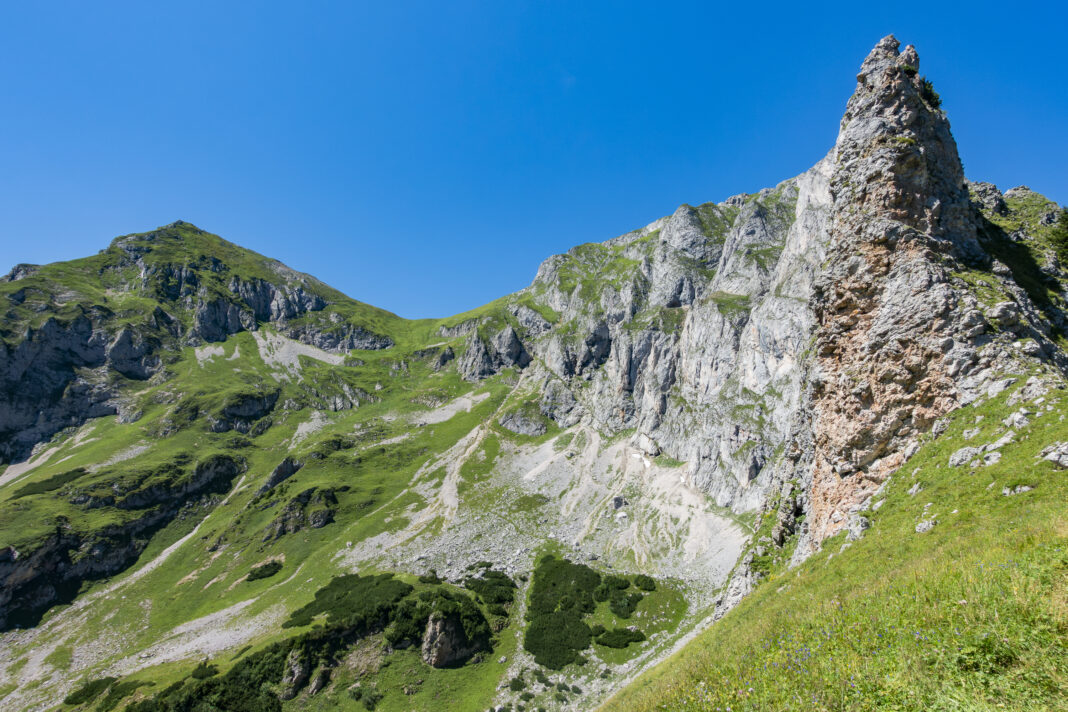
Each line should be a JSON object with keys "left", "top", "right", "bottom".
{"left": 602, "top": 375, "right": 1068, "bottom": 712}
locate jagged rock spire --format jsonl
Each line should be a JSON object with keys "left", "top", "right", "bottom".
{"left": 834, "top": 34, "right": 981, "bottom": 259}
{"left": 800, "top": 37, "right": 991, "bottom": 547}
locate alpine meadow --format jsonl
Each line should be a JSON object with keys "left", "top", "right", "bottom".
{"left": 1, "top": 33, "right": 1067, "bottom": 712}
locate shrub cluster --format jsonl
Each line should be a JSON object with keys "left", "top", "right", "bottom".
{"left": 608, "top": 590, "right": 644, "bottom": 619}
{"left": 63, "top": 677, "right": 117, "bottom": 705}
{"left": 283, "top": 573, "right": 412, "bottom": 628}
{"left": 190, "top": 660, "right": 219, "bottom": 679}
{"left": 385, "top": 588, "right": 489, "bottom": 651}
{"left": 464, "top": 567, "right": 517, "bottom": 605}
{"left": 125, "top": 573, "right": 493, "bottom": 711}
{"left": 595, "top": 627, "right": 647, "bottom": 649}
{"left": 632, "top": 574, "right": 656, "bottom": 591}
{"left": 523, "top": 555, "right": 601, "bottom": 669}
{"left": 246, "top": 561, "right": 282, "bottom": 582}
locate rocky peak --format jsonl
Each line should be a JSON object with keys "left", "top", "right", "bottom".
{"left": 799, "top": 36, "right": 1004, "bottom": 548}
{"left": 837, "top": 34, "right": 981, "bottom": 259}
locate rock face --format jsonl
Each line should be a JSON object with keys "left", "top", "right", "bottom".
{"left": 0, "top": 316, "right": 116, "bottom": 463}
{"left": 0, "top": 454, "right": 243, "bottom": 631}
{"left": 420, "top": 611, "right": 480, "bottom": 668}
{"left": 451, "top": 35, "right": 1065, "bottom": 562}
{"left": 795, "top": 36, "right": 1005, "bottom": 547}
{"left": 0, "top": 222, "right": 395, "bottom": 463}
{"left": 257, "top": 457, "right": 304, "bottom": 495}
{"left": 262, "top": 487, "right": 339, "bottom": 541}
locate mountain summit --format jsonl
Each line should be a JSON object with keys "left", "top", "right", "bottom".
{"left": 1, "top": 37, "right": 1066, "bottom": 712}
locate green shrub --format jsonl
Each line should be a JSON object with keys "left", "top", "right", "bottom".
{"left": 64, "top": 677, "right": 116, "bottom": 705}
{"left": 603, "top": 574, "right": 630, "bottom": 590}
{"left": 509, "top": 676, "right": 527, "bottom": 691}
{"left": 590, "top": 623, "right": 606, "bottom": 636}
{"left": 596, "top": 627, "right": 647, "bottom": 648}
{"left": 387, "top": 588, "right": 490, "bottom": 651}
{"left": 527, "top": 555, "right": 601, "bottom": 618}
{"left": 12, "top": 468, "right": 88, "bottom": 499}
{"left": 919, "top": 77, "right": 941, "bottom": 109}
{"left": 97, "top": 681, "right": 154, "bottom": 712}
{"left": 608, "top": 590, "right": 643, "bottom": 619}
{"left": 464, "top": 568, "right": 517, "bottom": 605}
{"left": 190, "top": 660, "right": 219, "bottom": 678}
{"left": 283, "top": 573, "right": 412, "bottom": 628}
{"left": 523, "top": 555, "right": 602, "bottom": 668}
{"left": 246, "top": 561, "right": 282, "bottom": 582}
{"left": 632, "top": 574, "right": 656, "bottom": 591}
{"left": 523, "top": 610, "right": 592, "bottom": 669}
{"left": 593, "top": 583, "right": 609, "bottom": 602}
{"left": 418, "top": 569, "right": 442, "bottom": 584}
{"left": 364, "top": 690, "right": 383, "bottom": 710}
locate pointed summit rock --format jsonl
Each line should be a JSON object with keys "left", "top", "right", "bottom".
{"left": 801, "top": 37, "right": 994, "bottom": 546}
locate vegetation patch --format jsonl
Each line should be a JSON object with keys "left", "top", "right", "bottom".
{"left": 283, "top": 573, "right": 413, "bottom": 628}
{"left": 63, "top": 677, "right": 117, "bottom": 705}
{"left": 9, "top": 468, "right": 88, "bottom": 500}
{"left": 596, "top": 627, "right": 647, "bottom": 649}
{"left": 245, "top": 560, "right": 282, "bottom": 582}
{"left": 463, "top": 567, "right": 517, "bottom": 605}
{"left": 603, "top": 378, "right": 1068, "bottom": 712}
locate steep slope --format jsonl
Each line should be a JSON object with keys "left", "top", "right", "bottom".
{"left": 602, "top": 35, "right": 1068, "bottom": 711}
{"left": 0, "top": 34, "right": 1065, "bottom": 712}
{"left": 601, "top": 373, "right": 1068, "bottom": 711}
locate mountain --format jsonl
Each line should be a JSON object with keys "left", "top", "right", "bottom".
{"left": 1, "top": 35, "right": 1066, "bottom": 712}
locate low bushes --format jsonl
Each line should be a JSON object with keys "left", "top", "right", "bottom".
{"left": 523, "top": 555, "right": 602, "bottom": 669}
{"left": 608, "top": 590, "right": 644, "bottom": 619}
{"left": 464, "top": 567, "right": 517, "bottom": 605}
{"left": 633, "top": 574, "right": 656, "bottom": 591}
{"left": 63, "top": 677, "right": 116, "bottom": 705}
{"left": 283, "top": 573, "right": 412, "bottom": 628}
{"left": 246, "top": 561, "right": 282, "bottom": 582}
{"left": 524, "top": 610, "right": 592, "bottom": 669}
{"left": 596, "top": 627, "right": 647, "bottom": 649}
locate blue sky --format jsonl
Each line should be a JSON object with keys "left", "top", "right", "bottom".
{"left": 1, "top": 1, "right": 1065, "bottom": 318}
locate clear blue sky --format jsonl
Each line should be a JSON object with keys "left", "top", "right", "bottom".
{"left": 1, "top": 1, "right": 1064, "bottom": 318}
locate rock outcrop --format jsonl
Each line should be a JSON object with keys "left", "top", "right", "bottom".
{"left": 420, "top": 611, "right": 480, "bottom": 668}
{"left": 262, "top": 487, "right": 339, "bottom": 540}
{"left": 0, "top": 454, "right": 243, "bottom": 631}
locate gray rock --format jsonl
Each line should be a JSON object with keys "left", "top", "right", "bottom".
{"left": 988, "top": 302, "right": 1020, "bottom": 329}
{"left": 915, "top": 519, "right": 937, "bottom": 534}
{"left": 279, "top": 648, "right": 312, "bottom": 700}
{"left": 257, "top": 457, "right": 304, "bottom": 495}
{"left": 421, "top": 611, "right": 481, "bottom": 668}
{"left": 949, "top": 446, "right": 982, "bottom": 467}
{"left": 1002, "top": 409, "right": 1031, "bottom": 429}
{"left": 498, "top": 411, "right": 547, "bottom": 437}
{"left": 846, "top": 515, "right": 870, "bottom": 541}
{"left": 1040, "top": 442, "right": 1068, "bottom": 468}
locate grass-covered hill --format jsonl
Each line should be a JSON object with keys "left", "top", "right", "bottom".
{"left": 2, "top": 35, "right": 1068, "bottom": 711}
{"left": 602, "top": 373, "right": 1068, "bottom": 711}
{"left": 0, "top": 213, "right": 750, "bottom": 712}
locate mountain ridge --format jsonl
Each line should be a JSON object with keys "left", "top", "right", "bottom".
{"left": 0, "top": 34, "right": 1066, "bottom": 712}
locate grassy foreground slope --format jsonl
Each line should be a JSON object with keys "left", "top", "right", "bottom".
{"left": 603, "top": 375, "right": 1068, "bottom": 711}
